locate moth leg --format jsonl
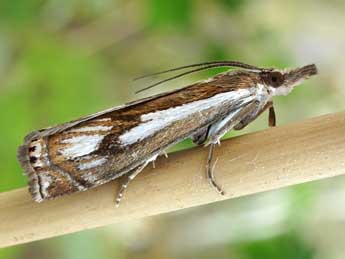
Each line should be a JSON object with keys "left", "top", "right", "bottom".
{"left": 234, "top": 101, "right": 275, "bottom": 130}
{"left": 207, "top": 101, "right": 259, "bottom": 145}
{"left": 115, "top": 161, "right": 149, "bottom": 207}
{"left": 268, "top": 103, "right": 276, "bottom": 127}
{"left": 206, "top": 143, "right": 225, "bottom": 195}
{"left": 191, "top": 126, "right": 210, "bottom": 145}
{"left": 162, "top": 150, "right": 168, "bottom": 158}
{"left": 203, "top": 102, "right": 259, "bottom": 195}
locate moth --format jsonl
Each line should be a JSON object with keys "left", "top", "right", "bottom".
{"left": 17, "top": 61, "right": 318, "bottom": 207}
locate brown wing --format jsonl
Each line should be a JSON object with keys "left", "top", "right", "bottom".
{"left": 17, "top": 71, "right": 260, "bottom": 201}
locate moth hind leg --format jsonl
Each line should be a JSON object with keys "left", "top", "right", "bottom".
{"left": 115, "top": 160, "right": 151, "bottom": 207}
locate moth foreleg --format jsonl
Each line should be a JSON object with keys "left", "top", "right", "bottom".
{"left": 234, "top": 101, "right": 275, "bottom": 130}
{"left": 206, "top": 143, "right": 225, "bottom": 195}
{"left": 115, "top": 161, "right": 150, "bottom": 207}
{"left": 268, "top": 102, "right": 276, "bottom": 127}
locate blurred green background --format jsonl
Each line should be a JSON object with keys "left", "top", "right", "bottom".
{"left": 1, "top": 0, "right": 345, "bottom": 258}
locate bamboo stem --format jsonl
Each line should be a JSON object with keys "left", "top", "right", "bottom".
{"left": 1, "top": 112, "right": 345, "bottom": 248}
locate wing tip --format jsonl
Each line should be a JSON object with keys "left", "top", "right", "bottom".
{"left": 17, "top": 134, "right": 44, "bottom": 202}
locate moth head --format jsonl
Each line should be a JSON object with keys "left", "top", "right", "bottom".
{"left": 260, "top": 64, "right": 318, "bottom": 96}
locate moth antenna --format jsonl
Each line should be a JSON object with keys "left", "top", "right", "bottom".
{"left": 134, "top": 61, "right": 266, "bottom": 81}
{"left": 135, "top": 62, "right": 269, "bottom": 94}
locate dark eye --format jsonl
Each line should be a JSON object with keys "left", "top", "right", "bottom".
{"left": 268, "top": 71, "right": 284, "bottom": 87}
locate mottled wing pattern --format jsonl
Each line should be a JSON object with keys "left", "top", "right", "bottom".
{"left": 17, "top": 71, "right": 262, "bottom": 201}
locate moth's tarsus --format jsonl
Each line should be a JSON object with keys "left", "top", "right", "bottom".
{"left": 115, "top": 159, "right": 150, "bottom": 207}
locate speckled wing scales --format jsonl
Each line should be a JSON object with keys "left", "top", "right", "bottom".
{"left": 17, "top": 73, "right": 259, "bottom": 202}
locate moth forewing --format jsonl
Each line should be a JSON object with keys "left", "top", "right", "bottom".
{"left": 17, "top": 72, "right": 259, "bottom": 202}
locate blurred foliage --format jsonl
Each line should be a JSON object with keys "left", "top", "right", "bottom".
{"left": 1, "top": 0, "right": 345, "bottom": 259}
{"left": 235, "top": 232, "right": 315, "bottom": 259}
{"left": 147, "top": 0, "right": 192, "bottom": 29}
{"left": 218, "top": 0, "right": 247, "bottom": 12}
{"left": 0, "top": 1, "right": 42, "bottom": 26}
